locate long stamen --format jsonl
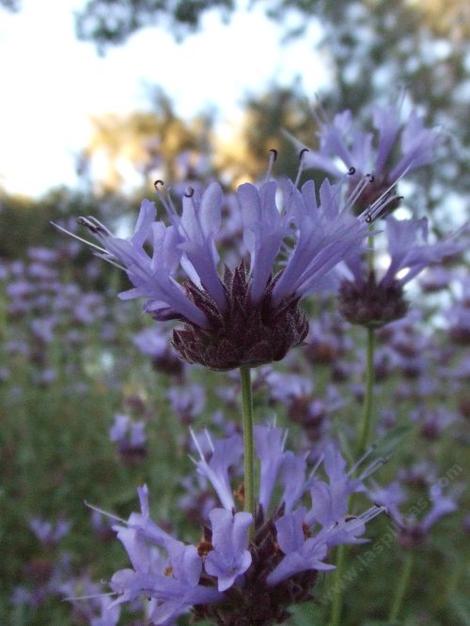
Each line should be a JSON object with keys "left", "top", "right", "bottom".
{"left": 92, "top": 252, "right": 127, "bottom": 272}
{"left": 264, "top": 148, "right": 278, "bottom": 183}
{"left": 63, "top": 592, "right": 117, "bottom": 602}
{"left": 154, "top": 179, "right": 179, "bottom": 227}
{"left": 308, "top": 453, "right": 324, "bottom": 480}
{"left": 324, "top": 166, "right": 357, "bottom": 212}
{"left": 54, "top": 220, "right": 128, "bottom": 272}
{"left": 358, "top": 455, "right": 390, "bottom": 481}
{"left": 281, "top": 428, "right": 288, "bottom": 451}
{"left": 204, "top": 428, "right": 215, "bottom": 453}
{"left": 78, "top": 215, "right": 112, "bottom": 236}
{"left": 189, "top": 427, "right": 206, "bottom": 463}
{"left": 360, "top": 165, "right": 411, "bottom": 222}
{"left": 50, "top": 221, "right": 108, "bottom": 256}
{"left": 294, "top": 149, "right": 309, "bottom": 187}
{"left": 364, "top": 194, "right": 404, "bottom": 223}
{"left": 347, "top": 445, "right": 376, "bottom": 477}
{"left": 358, "top": 505, "right": 387, "bottom": 523}
{"left": 84, "top": 501, "right": 127, "bottom": 525}
{"left": 343, "top": 175, "right": 371, "bottom": 214}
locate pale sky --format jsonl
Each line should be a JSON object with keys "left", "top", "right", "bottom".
{"left": 0, "top": 0, "right": 330, "bottom": 197}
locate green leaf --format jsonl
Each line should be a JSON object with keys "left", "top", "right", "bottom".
{"left": 290, "top": 602, "right": 324, "bottom": 626}
{"left": 368, "top": 424, "right": 414, "bottom": 465}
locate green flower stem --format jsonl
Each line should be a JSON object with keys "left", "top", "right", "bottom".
{"left": 388, "top": 552, "right": 414, "bottom": 622}
{"left": 240, "top": 365, "right": 255, "bottom": 521}
{"left": 356, "top": 326, "right": 376, "bottom": 458}
{"left": 330, "top": 227, "right": 377, "bottom": 626}
{"left": 0, "top": 285, "right": 6, "bottom": 342}
{"left": 329, "top": 543, "right": 346, "bottom": 626}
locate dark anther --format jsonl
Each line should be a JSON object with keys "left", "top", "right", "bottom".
{"left": 154, "top": 179, "right": 165, "bottom": 191}
{"left": 77, "top": 216, "right": 102, "bottom": 234}
{"left": 397, "top": 195, "right": 404, "bottom": 201}
{"left": 269, "top": 148, "right": 278, "bottom": 161}
{"left": 365, "top": 213, "right": 373, "bottom": 224}
{"left": 348, "top": 166, "right": 356, "bottom": 175}
{"left": 184, "top": 186, "right": 195, "bottom": 198}
{"left": 366, "top": 173, "right": 375, "bottom": 183}
{"left": 298, "top": 148, "right": 310, "bottom": 161}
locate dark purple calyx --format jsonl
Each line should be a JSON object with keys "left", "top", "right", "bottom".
{"left": 338, "top": 272, "right": 408, "bottom": 328}
{"left": 171, "top": 262, "right": 309, "bottom": 371}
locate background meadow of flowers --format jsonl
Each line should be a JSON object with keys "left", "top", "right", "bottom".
{"left": 1, "top": 1, "right": 469, "bottom": 625}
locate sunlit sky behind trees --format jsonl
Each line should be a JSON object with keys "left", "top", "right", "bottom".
{"left": 0, "top": 0, "right": 468, "bottom": 254}
{"left": 0, "top": 0, "right": 328, "bottom": 196}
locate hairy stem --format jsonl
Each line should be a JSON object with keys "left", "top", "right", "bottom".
{"left": 330, "top": 227, "right": 377, "bottom": 625}
{"left": 329, "top": 543, "right": 346, "bottom": 626}
{"left": 356, "top": 326, "right": 376, "bottom": 457}
{"left": 389, "top": 552, "right": 413, "bottom": 622}
{"left": 240, "top": 366, "right": 255, "bottom": 521}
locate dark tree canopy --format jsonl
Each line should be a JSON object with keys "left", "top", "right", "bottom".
{"left": 74, "top": 0, "right": 235, "bottom": 48}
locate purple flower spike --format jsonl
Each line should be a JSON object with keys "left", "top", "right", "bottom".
{"left": 205, "top": 508, "right": 253, "bottom": 591}
{"left": 69, "top": 175, "right": 370, "bottom": 369}
{"left": 97, "top": 430, "right": 384, "bottom": 625}
{"left": 290, "top": 101, "right": 440, "bottom": 206}
{"left": 340, "top": 215, "right": 466, "bottom": 327}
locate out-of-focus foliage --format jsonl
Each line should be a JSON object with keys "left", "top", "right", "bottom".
{"left": 75, "top": 0, "right": 235, "bottom": 49}
{"left": 81, "top": 89, "right": 214, "bottom": 191}
{"left": 215, "top": 84, "right": 314, "bottom": 185}
{"left": 0, "top": 188, "right": 126, "bottom": 259}
{"left": 81, "top": 84, "right": 320, "bottom": 192}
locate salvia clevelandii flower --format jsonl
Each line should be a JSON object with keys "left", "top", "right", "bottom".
{"left": 109, "top": 413, "right": 147, "bottom": 462}
{"left": 133, "top": 326, "right": 184, "bottom": 377}
{"left": 62, "top": 175, "right": 381, "bottom": 370}
{"left": 369, "top": 480, "right": 458, "bottom": 550}
{"left": 92, "top": 426, "right": 384, "bottom": 625}
{"left": 339, "top": 215, "right": 464, "bottom": 327}
{"left": 289, "top": 100, "right": 440, "bottom": 213}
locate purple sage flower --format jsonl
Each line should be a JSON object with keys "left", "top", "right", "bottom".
{"left": 65, "top": 177, "right": 371, "bottom": 369}
{"left": 288, "top": 101, "right": 440, "bottom": 212}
